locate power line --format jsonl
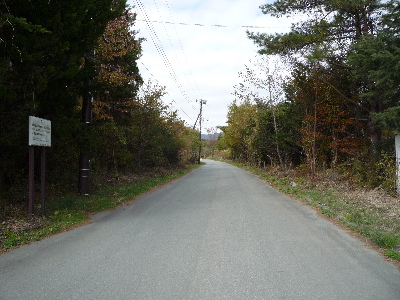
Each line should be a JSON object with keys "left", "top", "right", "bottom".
{"left": 134, "top": 0, "right": 193, "bottom": 108}
{"left": 137, "top": 19, "right": 280, "bottom": 29}
{"left": 139, "top": 61, "right": 157, "bottom": 80}
{"left": 139, "top": 61, "right": 194, "bottom": 121}
{"left": 150, "top": 0, "right": 200, "bottom": 103}
{"left": 163, "top": 0, "right": 202, "bottom": 98}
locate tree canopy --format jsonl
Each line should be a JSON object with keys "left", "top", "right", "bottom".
{"left": 218, "top": 0, "right": 400, "bottom": 192}
{"left": 245, "top": 0, "right": 399, "bottom": 150}
{"left": 248, "top": 0, "right": 386, "bottom": 59}
{"left": 0, "top": 1, "right": 199, "bottom": 207}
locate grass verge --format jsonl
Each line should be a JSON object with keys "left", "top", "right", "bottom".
{"left": 0, "top": 164, "right": 202, "bottom": 253}
{"left": 227, "top": 161, "right": 400, "bottom": 264}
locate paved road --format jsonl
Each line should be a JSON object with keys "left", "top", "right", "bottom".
{"left": 1, "top": 160, "right": 399, "bottom": 299}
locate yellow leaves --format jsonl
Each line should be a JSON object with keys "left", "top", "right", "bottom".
{"left": 96, "top": 13, "right": 140, "bottom": 62}
{"left": 97, "top": 65, "right": 134, "bottom": 87}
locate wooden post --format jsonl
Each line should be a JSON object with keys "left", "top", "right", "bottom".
{"left": 40, "top": 147, "right": 46, "bottom": 215}
{"left": 198, "top": 100, "right": 206, "bottom": 164}
{"left": 395, "top": 134, "right": 400, "bottom": 195}
{"left": 29, "top": 146, "right": 34, "bottom": 218}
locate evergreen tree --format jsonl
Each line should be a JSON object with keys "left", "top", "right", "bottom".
{"left": 248, "top": 0, "right": 385, "bottom": 59}
{"left": 0, "top": 0, "right": 126, "bottom": 194}
{"left": 247, "top": 0, "right": 396, "bottom": 157}
{"left": 348, "top": 0, "right": 400, "bottom": 133}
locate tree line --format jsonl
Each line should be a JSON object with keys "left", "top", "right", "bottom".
{"left": 218, "top": 0, "right": 400, "bottom": 193}
{"left": 0, "top": 0, "right": 199, "bottom": 204}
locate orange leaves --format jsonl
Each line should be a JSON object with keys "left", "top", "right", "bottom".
{"left": 97, "top": 63, "right": 135, "bottom": 87}
{"left": 93, "top": 8, "right": 142, "bottom": 122}
{"left": 291, "top": 65, "right": 368, "bottom": 166}
{"left": 96, "top": 13, "right": 139, "bottom": 62}
{"left": 95, "top": 11, "right": 140, "bottom": 87}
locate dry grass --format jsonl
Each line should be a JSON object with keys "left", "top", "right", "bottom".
{"left": 343, "top": 188, "right": 400, "bottom": 220}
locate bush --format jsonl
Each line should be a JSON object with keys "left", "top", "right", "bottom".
{"left": 338, "top": 152, "right": 396, "bottom": 194}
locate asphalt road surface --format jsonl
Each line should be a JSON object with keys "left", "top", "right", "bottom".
{"left": 1, "top": 159, "right": 399, "bottom": 299}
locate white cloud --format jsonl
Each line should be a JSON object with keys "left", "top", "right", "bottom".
{"left": 130, "top": 0, "right": 292, "bottom": 131}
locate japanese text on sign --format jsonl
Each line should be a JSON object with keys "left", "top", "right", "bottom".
{"left": 29, "top": 116, "right": 51, "bottom": 147}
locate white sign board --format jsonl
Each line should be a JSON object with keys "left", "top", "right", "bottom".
{"left": 29, "top": 116, "right": 51, "bottom": 147}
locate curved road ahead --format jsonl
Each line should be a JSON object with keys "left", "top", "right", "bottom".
{"left": 0, "top": 160, "right": 399, "bottom": 299}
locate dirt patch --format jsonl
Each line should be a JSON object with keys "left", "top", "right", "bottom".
{"left": 343, "top": 188, "right": 400, "bottom": 220}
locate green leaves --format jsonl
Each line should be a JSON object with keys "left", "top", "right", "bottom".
{"left": 346, "top": 2, "right": 400, "bottom": 131}
{"left": 0, "top": 0, "right": 127, "bottom": 195}
{"left": 372, "top": 107, "right": 400, "bottom": 131}
{"left": 247, "top": 31, "right": 318, "bottom": 56}
{"left": 247, "top": 0, "right": 400, "bottom": 166}
{"left": 250, "top": 0, "right": 384, "bottom": 58}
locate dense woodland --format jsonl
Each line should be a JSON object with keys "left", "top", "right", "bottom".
{"left": 216, "top": 0, "right": 400, "bottom": 194}
{"left": 0, "top": 0, "right": 199, "bottom": 208}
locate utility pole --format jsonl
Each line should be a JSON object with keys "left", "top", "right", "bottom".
{"left": 198, "top": 99, "right": 207, "bottom": 164}
{"left": 78, "top": 49, "right": 94, "bottom": 195}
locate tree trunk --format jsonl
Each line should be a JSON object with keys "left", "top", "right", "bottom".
{"left": 368, "top": 94, "right": 384, "bottom": 161}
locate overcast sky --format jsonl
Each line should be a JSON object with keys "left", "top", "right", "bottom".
{"left": 129, "top": 0, "right": 292, "bottom": 132}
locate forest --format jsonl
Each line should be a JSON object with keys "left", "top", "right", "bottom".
{"left": 0, "top": 0, "right": 200, "bottom": 214}
{"left": 217, "top": 0, "right": 400, "bottom": 194}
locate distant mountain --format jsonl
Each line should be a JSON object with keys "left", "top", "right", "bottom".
{"left": 201, "top": 132, "right": 222, "bottom": 140}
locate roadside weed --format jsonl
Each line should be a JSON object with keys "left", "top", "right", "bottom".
{"left": 0, "top": 164, "right": 201, "bottom": 253}
{"left": 227, "top": 161, "right": 400, "bottom": 261}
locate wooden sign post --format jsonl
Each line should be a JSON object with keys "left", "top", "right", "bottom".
{"left": 28, "top": 116, "right": 51, "bottom": 217}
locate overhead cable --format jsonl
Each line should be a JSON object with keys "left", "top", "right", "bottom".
{"left": 134, "top": 0, "right": 193, "bottom": 107}
{"left": 150, "top": 0, "right": 199, "bottom": 103}
{"left": 163, "top": 0, "right": 202, "bottom": 98}
{"left": 137, "top": 20, "right": 276, "bottom": 29}
{"left": 139, "top": 61, "right": 194, "bottom": 121}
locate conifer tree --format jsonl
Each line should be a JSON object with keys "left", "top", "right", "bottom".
{"left": 0, "top": 0, "right": 126, "bottom": 191}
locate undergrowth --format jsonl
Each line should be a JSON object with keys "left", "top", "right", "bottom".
{"left": 227, "top": 161, "right": 400, "bottom": 262}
